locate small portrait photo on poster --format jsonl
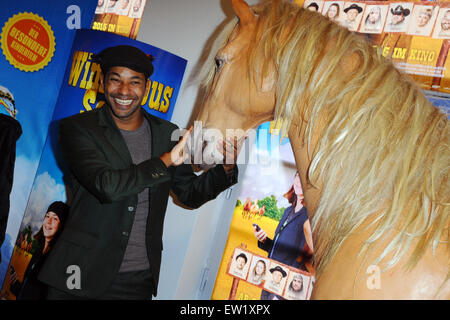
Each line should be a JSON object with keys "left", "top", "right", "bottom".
{"left": 105, "top": 0, "right": 119, "bottom": 13}
{"left": 264, "top": 262, "right": 289, "bottom": 296}
{"left": 246, "top": 257, "right": 269, "bottom": 286}
{"left": 117, "top": 0, "right": 132, "bottom": 16}
{"left": 129, "top": 0, "right": 146, "bottom": 18}
{"left": 95, "top": 0, "right": 108, "bottom": 14}
{"left": 432, "top": 7, "right": 450, "bottom": 39}
{"left": 283, "top": 271, "right": 310, "bottom": 300}
{"left": 384, "top": 3, "right": 413, "bottom": 33}
{"left": 340, "top": 2, "right": 366, "bottom": 32}
{"left": 303, "top": 0, "right": 324, "bottom": 13}
{"left": 359, "top": 4, "right": 388, "bottom": 34}
{"left": 407, "top": 5, "right": 438, "bottom": 37}
{"left": 322, "top": 1, "right": 344, "bottom": 23}
{"left": 228, "top": 249, "right": 252, "bottom": 280}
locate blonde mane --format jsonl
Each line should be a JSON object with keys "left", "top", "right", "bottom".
{"left": 201, "top": 0, "right": 449, "bottom": 277}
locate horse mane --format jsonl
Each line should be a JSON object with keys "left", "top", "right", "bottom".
{"left": 201, "top": 0, "right": 449, "bottom": 278}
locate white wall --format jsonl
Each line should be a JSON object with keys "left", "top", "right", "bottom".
{"left": 137, "top": 0, "right": 259, "bottom": 299}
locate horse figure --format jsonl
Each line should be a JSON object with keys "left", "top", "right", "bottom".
{"left": 194, "top": 0, "right": 449, "bottom": 299}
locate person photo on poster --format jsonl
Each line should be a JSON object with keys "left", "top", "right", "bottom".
{"left": 360, "top": 5, "right": 388, "bottom": 34}
{"left": 7, "top": 202, "right": 69, "bottom": 300}
{"left": 323, "top": 2, "right": 342, "bottom": 22}
{"left": 283, "top": 272, "right": 308, "bottom": 300}
{"left": 247, "top": 257, "right": 269, "bottom": 286}
{"left": 252, "top": 171, "right": 313, "bottom": 300}
{"left": 118, "top": 0, "right": 131, "bottom": 16}
{"left": 106, "top": 0, "right": 119, "bottom": 13}
{"left": 407, "top": 5, "right": 437, "bottom": 37}
{"left": 264, "top": 263, "right": 288, "bottom": 297}
{"left": 384, "top": 3, "right": 412, "bottom": 33}
{"left": 341, "top": 3, "right": 364, "bottom": 31}
{"left": 432, "top": 8, "right": 450, "bottom": 39}
{"left": 229, "top": 249, "right": 252, "bottom": 280}
{"left": 95, "top": 0, "right": 107, "bottom": 14}
{"left": 129, "top": 0, "right": 145, "bottom": 19}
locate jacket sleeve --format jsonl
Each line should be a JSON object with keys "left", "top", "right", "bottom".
{"left": 59, "top": 118, "right": 171, "bottom": 203}
{"left": 170, "top": 162, "right": 239, "bottom": 209}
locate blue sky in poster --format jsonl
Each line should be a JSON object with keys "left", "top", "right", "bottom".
{"left": 0, "top": 0, "right": 97, "bottom": 287}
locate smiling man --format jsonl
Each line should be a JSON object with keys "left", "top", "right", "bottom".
{"left": 38, "top": 45, "right": 239, "bottom": 300}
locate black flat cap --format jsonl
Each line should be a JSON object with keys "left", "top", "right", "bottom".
{"left": 92, "top": 45, "right": 154, "bottom": 79}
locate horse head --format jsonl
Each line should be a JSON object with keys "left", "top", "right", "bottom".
{"left": 192, "top": 0, "right": 277, "bottom": 169}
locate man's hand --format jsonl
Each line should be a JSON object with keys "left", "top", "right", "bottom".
{"left": 217, "top": 134, "right": 247, "bottom": 173}
{"left": 160, "top": 127, "right": 192, "bottom": 168}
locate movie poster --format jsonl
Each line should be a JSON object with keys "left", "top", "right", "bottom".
{"left": 0, "top": 29, "right": 187, "bottom": 300}
{"left": 294, "top": 0, "right": 450, "bottom": 100}
{"left": 92, "top": 0, "right": 149, "bottom": 39}
{"left": 0, "top": 0, "right": 98, "bottom": 290}
{"left": 211, "top": 123, "right": 315, "bottom": 300}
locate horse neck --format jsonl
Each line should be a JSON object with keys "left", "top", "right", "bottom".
{"left": 288, "top": 122, "right": 322, "bottom": 219}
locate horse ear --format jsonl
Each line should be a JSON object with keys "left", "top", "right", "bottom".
{"left": 231, "top": 0, "right": 257, "bottom": 26}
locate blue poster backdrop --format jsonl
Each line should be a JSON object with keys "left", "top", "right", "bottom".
{"left": 0, "top": 0, "right": 97, "bottom": 289}
{"left": 0, "top": 28, "right": 187, "bottom": 299}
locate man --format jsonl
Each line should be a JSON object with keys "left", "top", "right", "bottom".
{"left": 342, "top": 3, "right": 363, "bottom": 31}
{"left": 438, "top": 10, "right": 450, "bottom": 37}
{"left": 38, "top": 45, "right": 239, "bottom": 300}
{"left": 389, "top": 5, "right": 410, "bottom": 26}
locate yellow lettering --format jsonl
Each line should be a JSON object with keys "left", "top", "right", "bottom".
{"left": 159, "top": 86, "right": 173, "bottom": 113}
{"left": 68, "top": 51, "right": 88, "bottom": 87}
{"left": 392, "top": 47, "right": 407, "bottom": 60}
{"left": 148, "top": 81, "right": 163, "bottom": 110}
{"left": 382, "top": 46, "right": 390, "bottom": 57}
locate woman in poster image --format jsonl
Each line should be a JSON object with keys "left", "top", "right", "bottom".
{"left": 252, "top": 171, "right": 313, "bottom": 300}
{"left": 325, "top": 3, "right": 340, "bottom": 22}
{"left": 248, "top": 259, "right": 267, "bottom": 285}
{"left": 408, "top": 6, "right": 436, "bottom": 36}
{"left": 8, "top": 201, "right": 69, "bottom": 300}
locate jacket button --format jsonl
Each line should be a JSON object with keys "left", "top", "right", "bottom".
{"left": 122, "top": 231, "right": 129, "bottom": 237}
{"left": 128, "top": 206, "right": 134, "bottom": 212}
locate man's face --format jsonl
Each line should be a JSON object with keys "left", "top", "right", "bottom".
{"left": 101, "top": 66, "right": 148, "bottom": 124}
{"left": 346, "top": 9, "right": 359, "bottom": 22}
{"left": 441, "top": 12, "right": 450, "bottom": 31}
{"left": 272, "top": 271, "right": 283, "bottom": 284}
{"left": 236, "top": 257, "right": 246, "bottom": 270}
{"left": 391, "top": 14, "right": 405, "bottom": 25}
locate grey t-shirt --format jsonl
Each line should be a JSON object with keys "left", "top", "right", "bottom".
{"left": 118, "top": 119, "right": 151, "bottom": 272}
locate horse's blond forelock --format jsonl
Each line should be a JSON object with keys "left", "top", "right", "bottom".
{"left": 200, "top": 0, "right": 449, "bottom": 282}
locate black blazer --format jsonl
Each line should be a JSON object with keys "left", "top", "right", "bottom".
{"left": 38, "top": 106, "right": 238, "bottom": 298}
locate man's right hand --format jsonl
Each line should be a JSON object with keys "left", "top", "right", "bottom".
{"left": 160, "top": 126, "right": 192, "bottom": 167}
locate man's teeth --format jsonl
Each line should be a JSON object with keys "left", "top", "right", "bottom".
{"left": 115, "top": 98, "right": 133, "bottom": 105}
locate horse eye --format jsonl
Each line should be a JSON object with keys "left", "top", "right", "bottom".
{"left": 215, "top": 57, "right": 224, "bottom": 71}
